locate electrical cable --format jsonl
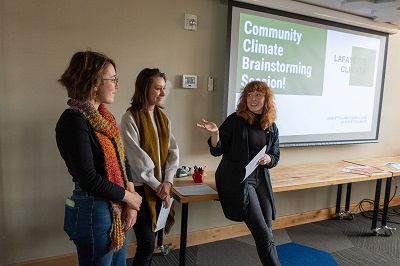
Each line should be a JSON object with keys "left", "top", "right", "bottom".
{"left": 357, "top": 181, "right": 400, "bottom": 225}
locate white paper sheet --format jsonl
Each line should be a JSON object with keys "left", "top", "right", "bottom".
{"left": 154, "top": 198, "right": 174, "bottom": 232}
{"left": 173, "top": 184, "right": 217, "bottom": 196}
{"left": 242, "top": 145, "right": 266, "bottom": 183}
{"left": 385, "top": 162, "right": 400, "bottom": 170}
{"left": 342, "top": 165, "right": 388, "bottom": 176}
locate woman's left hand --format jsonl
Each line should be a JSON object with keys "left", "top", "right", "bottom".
{"left": 156, "top": 181, "right": 172, "bottom": 207}
{"left": 258, "top": 154, "right": 271, "bottom": 166}
{"left": 162, "top": 194, "right": 171, "bottom": 208}
{"left": 122, "top": 206, "right": 137, "bottom": 231}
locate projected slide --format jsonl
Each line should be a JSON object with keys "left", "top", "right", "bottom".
{"left": 227, "top": 3, "right": 387, "bottom": 147}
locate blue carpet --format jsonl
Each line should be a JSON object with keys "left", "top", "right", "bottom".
{"left": 277, "top": 242, "right": 338, "bottom": 266}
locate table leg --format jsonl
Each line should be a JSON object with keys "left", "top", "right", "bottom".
{"left": 179, "top": 203, "right": 189, "bottom": 266}
{"left": 345, "top": 183, "right": 352, "bottom": 212}
{"left": 336, "top": 183, "right": 354, "bottom": 220}
{"left": 372, "top": 178, "right": 394, "bottom": 236}
{"left": 343, "top": 183, "right": 354, "bottom": 220}
{"left": 378, "top": 177, "right": 394, "bottom": 236}
{"left": 381, "top": 177, "right": 392, "bottom": 227}
{"left": 335, "top": 184, "right": 342, "bottom": 218}
{"left": 372, "top": 179, "right": 382, "bottom": 234}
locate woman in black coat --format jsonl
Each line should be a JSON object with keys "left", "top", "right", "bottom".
{"left": 197, "top": 81, "right": 280, "bottom": 266}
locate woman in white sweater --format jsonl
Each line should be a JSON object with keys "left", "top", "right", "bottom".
{"left": 120, "top": 68, "right": 179, "bottom": 266}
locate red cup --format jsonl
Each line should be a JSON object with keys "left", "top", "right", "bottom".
{"left": 192, "top": 170, "right": 204, "bottom": 183}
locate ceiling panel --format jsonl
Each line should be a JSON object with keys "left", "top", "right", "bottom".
{"left": 294, "top": 0, "right": 400, "bottom": 27}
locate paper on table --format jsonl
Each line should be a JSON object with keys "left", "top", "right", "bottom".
{"left": 154, "top": 198, "right": 174, "bottom": 232}
{"left": 385, "top": 162, "right": 400, "bottom": 170}
{"left": 173, "top": 184, "right": 217, "bottom": 196}
{"left": 242, "top": 145, "right": 266, "bottom": 183}
{"left": 342, "top": 165, "right": 388, "bottom": 176}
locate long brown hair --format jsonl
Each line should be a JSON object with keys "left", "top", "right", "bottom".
{"left": 131, "top": 68, "right": 166, "bottom": 111}
{"left": 236, "top": 81, "right": 276, "bottom": 130}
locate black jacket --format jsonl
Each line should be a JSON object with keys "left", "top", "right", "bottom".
{"left": 208, "top": 113, "right": 280, "bottom": 221}
{"left": 56, "top": 109, "right": 133, "bottom": 202}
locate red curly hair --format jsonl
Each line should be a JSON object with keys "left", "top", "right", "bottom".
{"left": 236, "top": 81, "right": 276, "bottom": 130}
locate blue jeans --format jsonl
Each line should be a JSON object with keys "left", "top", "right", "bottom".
{"left": 64, "top": 183, "right": 127, "bottom": 266}
{"left": 245, "top": 170, "right": 280, "bottom": 266}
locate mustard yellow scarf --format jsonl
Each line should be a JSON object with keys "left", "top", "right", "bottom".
{"left": 128, "top": 106, "right": 175, "bottom": 233}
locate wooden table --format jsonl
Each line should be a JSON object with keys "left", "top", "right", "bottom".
{"left": 341, "top": 156, "right": 400, "bottom": 232}
{"left": 172, "top": 156, "right": 400, "bottom": 266}
{"left": 269, "top": 160, "right": 393, "bottom": 191}
{"left": 169, "top": 173, "right": 218, "bottom": 265}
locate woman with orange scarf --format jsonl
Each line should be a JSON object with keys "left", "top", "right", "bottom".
{"left": 56, "top": 51, "right": 142, "bottom": 265}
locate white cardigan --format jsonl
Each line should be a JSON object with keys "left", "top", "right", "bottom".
{"left": 120, "top": 110, "right": 179, "bottom": 191}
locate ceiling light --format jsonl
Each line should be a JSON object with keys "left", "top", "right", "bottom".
{"left": 341, "top": 0, "right": 375, "bottom": 9}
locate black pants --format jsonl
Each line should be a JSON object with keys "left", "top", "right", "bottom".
{"left": 245, "top": 170, "right": 280, "bottom": 266}
{"left": 131, "top": 185, "right": 161, "bottom": 266}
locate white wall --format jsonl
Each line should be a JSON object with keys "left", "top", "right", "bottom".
{"left": 1, "top": 0, "right": 400, "bottom": 264}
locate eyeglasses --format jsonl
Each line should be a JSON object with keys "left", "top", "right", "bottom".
{"left": 103, "top": 77, "right": 119, "bottom": 84}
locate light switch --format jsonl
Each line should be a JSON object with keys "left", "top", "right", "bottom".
{"left": 208, "top": 77, "right": 214, "bottom": 91}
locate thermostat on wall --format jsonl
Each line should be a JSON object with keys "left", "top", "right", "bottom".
{"left": 182, "top": 75, "right": 197, "bottom": 88}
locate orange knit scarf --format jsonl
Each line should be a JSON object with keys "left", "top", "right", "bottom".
{"left": 68, "top": 99, "right": 127, "bottom": 251}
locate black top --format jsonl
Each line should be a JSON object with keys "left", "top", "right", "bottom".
{"left": 56, "top": 109, "right": 129, "bottom": 202}
{"left": 248, "top": 113, "right": 267, "bottom": 160}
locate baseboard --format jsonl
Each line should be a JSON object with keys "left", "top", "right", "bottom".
{"left": 9, "top": 196, "right": 400, "bottom": 266}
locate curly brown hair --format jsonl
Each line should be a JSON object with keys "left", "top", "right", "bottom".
{"left": 236, "top": 81, "right": 276, "bottom": 130}
{"left": 58, "top": 51, "right": 115, "bottom": 101}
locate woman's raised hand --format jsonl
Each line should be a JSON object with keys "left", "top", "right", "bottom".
{"left": 196, "top": 119, "right": 219, "bottom": 134}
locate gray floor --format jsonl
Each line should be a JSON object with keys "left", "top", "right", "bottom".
{"left": 128, "top": 207, "right": 400, "bottom": 266}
